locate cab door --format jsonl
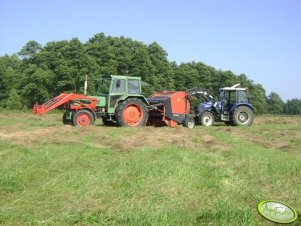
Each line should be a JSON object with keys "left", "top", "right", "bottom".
{"left": 108, "top": 78, "right": 126, "bottom": 112}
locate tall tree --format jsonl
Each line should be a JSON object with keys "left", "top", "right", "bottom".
{"left": 18, "top": 40, "right": 42, "bottom": 58}
{"left": 284, "top": 99, "right": 301, "bottom": 115}
{"left": 173, "top": 63, "right": 199, "bottom": 90}
{"left": 5, "top": 89, "right": 22, "bottom": 110}
{"left": 38, "top": 38, "right": 90, "bottom": 94}
{"left": 0, "top": 32, "right": 284, "bottom": 112}
{"left": 248, "top": 84, "right": 268, "bottom": 114}
{"left": 194, "top": 62, "right": 213, "bottom": 90}
{"left": 148, "top": 42, "right": 175, "bottom": 90}
{"left": 0, "top": 55, "right": 21, "bottom": 106}
{"left": 128, "top": 43, "right": 155, "bottom": 89}
{"left": 267, "top": 92, "right": 284, "bottom": 114}
{"left": 86, "top": 34, "right": 118, "bottom": 76}
{"left": 20, "top": 65, "right": 55, "bottom": 106}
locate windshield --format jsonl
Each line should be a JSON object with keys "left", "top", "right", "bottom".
{"left": 112, "top": 79, "right": 126, "bottom": 93}
{"left": 97, "top": 78, "right": 111, "bottom": 94}
{"left": 219, "top": 90, "right": 224, "bottom": 101}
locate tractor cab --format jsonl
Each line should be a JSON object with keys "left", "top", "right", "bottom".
{"left": 94, "top": 75, "right": 144, "bottom": 114}
{"left": 218, "top": 84, "right": 251, "bottom": 120}
{"left": 89, "top": 75, "right": 149, "bottom": 126}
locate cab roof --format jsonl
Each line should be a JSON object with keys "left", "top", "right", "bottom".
{"left": 101, "top": 75, "right": 141, "bottom": 80}
{"left": 220, "top": 83, "right": 247, "bottom": 91}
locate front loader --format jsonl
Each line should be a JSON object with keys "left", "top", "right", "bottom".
{"left": 33, "top": 75, "right": 149, "bottom": 127}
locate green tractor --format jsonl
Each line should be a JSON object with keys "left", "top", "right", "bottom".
{"left": 33, "top": 75, "right": 149, "bottom": 127}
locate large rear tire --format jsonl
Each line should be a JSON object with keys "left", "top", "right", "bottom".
{"left": 72, "top": 110, "right": 94, "bottom": 127}
{"left": 116, "top": 98, "right": 148, "bottom": 127}
{"left": 201, "top": 112, "right": 215, "bottom": 127}
{"left": 232, "top": 106, "right": 253, "bottom": 126}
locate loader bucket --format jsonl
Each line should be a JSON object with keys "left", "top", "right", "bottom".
{"left": 32, "top": 93, "right": 98, "bottom": 115}
{"left": 32, "top": 104, "right": 46, "bottom": 115}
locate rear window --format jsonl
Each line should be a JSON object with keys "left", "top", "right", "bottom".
{"left": 128, "top": 80, "right": 140, "bottom": 94}
{"left": 237, "top": 90, "right": 248, "bottom": 103}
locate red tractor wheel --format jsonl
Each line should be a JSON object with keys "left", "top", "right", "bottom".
{"left": 116, "top": 98, "right": 148, "bottom": 127}
{"left": 72, "top": 110, "right": 94, "bottom": 127}
{"left": 123, "top": 105, "right": 144, "bottom": 126}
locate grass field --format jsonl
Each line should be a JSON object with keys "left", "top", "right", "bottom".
{"left": 0, "top": 112, "right": 300, "bottom": 225}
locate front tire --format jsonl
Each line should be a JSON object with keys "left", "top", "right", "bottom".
{"left": 72, "top": 110, "right": 94, "bottom": 127}
{"left": 232, "top": 106, "right": 253, "bottom": 126}
{"left": 62, "top": 112, "right": 72, "bottom": 125}
{"left": 116, "top": 98, "right": 148, "bottom": 127}
{"left": 201, "top": 112, "right": 215, "bottom": 127}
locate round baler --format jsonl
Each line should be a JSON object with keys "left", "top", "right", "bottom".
{"left": 147, "top": 91, "right": 195, "bottom": 128}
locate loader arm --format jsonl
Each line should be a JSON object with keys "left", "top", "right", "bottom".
{"left": 187, "top": 88, "right": 215, "bottom": 102}
{"left": 32, "top": 93, "right": 98, "bottom": 115}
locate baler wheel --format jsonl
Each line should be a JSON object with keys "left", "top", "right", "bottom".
{"left": 183, "top": 116, "right": 195, "bottom": 129}
{"left": 116, "top": 98, "right": 148, "bottom": 127}
{"left": 73, "top": 109, "right": 94, "bottom": 127}
{"left": 166, "top": 120, "right": 178, "bottom": 128}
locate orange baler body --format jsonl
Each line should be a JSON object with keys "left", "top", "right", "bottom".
{"left": 147, "top": 91, "right": 192, "bottom": 127}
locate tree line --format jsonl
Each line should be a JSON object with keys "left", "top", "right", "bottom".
{"left": 0, "top": 33, "right": 300, "bottom": 114}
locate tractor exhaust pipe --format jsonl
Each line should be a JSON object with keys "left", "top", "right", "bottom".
{"left": 84, "top": 75, "right": 88, "bottom": 95}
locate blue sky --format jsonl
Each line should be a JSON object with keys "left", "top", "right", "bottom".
{"left": 0, "top": 0, "right": 300, "bottom": 100}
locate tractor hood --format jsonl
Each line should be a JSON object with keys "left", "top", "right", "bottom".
{"left": 196, "top": 101, "right": 222, "bottom": 115}
{"left": 88, "top": 95, "right": 106, "bottom": 107}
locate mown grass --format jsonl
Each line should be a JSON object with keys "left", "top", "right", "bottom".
{"left": 0, "top": 112, "right": 300, "bottom": 225}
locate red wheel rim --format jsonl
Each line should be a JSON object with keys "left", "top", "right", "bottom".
{"left": 169, "top": 120, "right": 177, "bottom": 128}
{"left": 123, "top": 104, "right": 144, "bottom": 126}
{"left": 77, "top": 113, "right": 91, "bottom": 126}
{"left": 164, "top": 119, "right": 177, "bottom": 127}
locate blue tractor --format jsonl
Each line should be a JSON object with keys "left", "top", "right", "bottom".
{"left": 189, "top": 84, "right": 254, "bottom": 126}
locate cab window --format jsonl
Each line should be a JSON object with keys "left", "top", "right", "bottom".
{"left": 237, "top": 90, "right": 248, "bottom": 103}
{"left": 229, "top": 91, "right": 236, "bottom": 103}
{"left": 112, "top": 79, "right": 126, "bottom": 93}
{"left": 219, "top": 90, "right": 224, "bottom": 101}
{"left": 128, "top": 80, "right": 140, "bottom": 94}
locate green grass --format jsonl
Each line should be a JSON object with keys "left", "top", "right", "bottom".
{"left": 0, "top": 112, "right": 300, "bottom": 225}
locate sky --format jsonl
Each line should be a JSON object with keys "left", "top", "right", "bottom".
{"left": 0, "top": 0, "right": 300, "bottom": 101}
